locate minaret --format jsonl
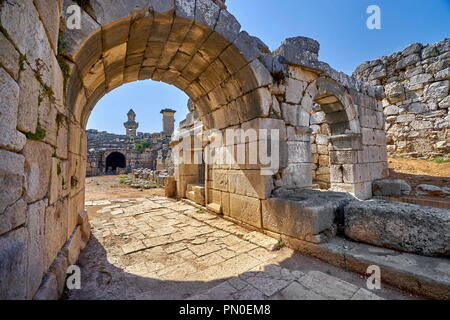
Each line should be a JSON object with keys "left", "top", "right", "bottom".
{"left": 160, "top": 108, "right": 176, "bottom": 136}
{"left": 124, "top": 109, "right": 139, "bottom": 137}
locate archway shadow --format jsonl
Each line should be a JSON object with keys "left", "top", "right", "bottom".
{"left": 63, "top": 235, "right": 409, "bottom": 300}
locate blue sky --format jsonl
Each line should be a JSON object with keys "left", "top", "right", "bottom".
{"left": 87, "top": 0, "right": 450, "bottom": 134}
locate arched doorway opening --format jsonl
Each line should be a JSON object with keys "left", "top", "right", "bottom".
{"left": 62, "top": 0, "right": 273, "bottom": 240}
{"left": 105, "top": 152, "right": 126, "bottom": 172}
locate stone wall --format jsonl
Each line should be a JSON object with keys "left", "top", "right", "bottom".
{"left": 0, "top": 0, "right": 387, "bottom": 299}
{"left": 353, "top": 39, "right": 450, "bottom": 157}
{"left": 85, "top": 129, "right": 171, "bottom": 176}
{"left": 0, "top": 0, "right": 90, "bottom": 299}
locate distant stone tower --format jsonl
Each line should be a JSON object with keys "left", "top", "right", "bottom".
{"left": 124, "top": 109, "right": 139, "bottom": 137}
{"left": 161, "top": 109, "right": 176, "bottom": 136}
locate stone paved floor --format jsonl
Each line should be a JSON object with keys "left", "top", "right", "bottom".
{"left": 65, "top": 197, "right": 416, "bottom": 300}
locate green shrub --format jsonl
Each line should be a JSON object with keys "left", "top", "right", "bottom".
{"left": 133, "top": 140, "right": 151, "bottom": 153}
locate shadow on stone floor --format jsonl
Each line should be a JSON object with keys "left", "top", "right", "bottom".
{"left": 63, "top": 236, "right": 414, "bottom": 300}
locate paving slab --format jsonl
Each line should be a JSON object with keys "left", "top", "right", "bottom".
{"left": 65, "top": 197, "right": 419, "bottom": 300}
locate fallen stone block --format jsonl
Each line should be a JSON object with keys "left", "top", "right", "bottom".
{"left": 373, "top": 179, "right": 411, "bottom": 197}
{"left": 344, "top": 200, "right": 450, "bottom": 256}
{"left": 416, "top": 184, "right": 450, "bottom": 198}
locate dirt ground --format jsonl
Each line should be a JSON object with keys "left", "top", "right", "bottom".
{"left": 85, "top": 157, "right": 449, "bottom": 205}
{"left": 388, "top": 157, "right": 450, "bottom": 194}
{"left": 85, "top": 175, "right": 165, "bottom": 202}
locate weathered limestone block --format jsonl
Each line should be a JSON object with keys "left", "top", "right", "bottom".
{"left": 229, "top": 194, "right": 262, "bottom": 228}
{"left": 65, "top": 225, "right": 83, "bottom": 265}
{"left": 26, "top": 200, "right": 46, "bottom": 299}
{"left": 262, "top": 190, "right": 350, "bottom": 241}
{"left": 0, "top": 149, "right": 25, "bottom": 214}
{"left": 281, "top": 163, "right": 313, "bottom": 189}
{"left": 186, "top": 184, "right": 206, "bottom": 205}
{"left": 61, "top": 0, "right": 102, "bottom": 69}
{"left": 78, "top": 210, "right": 91, "bottom": 244}
{"left": 372, "top": 179, "right": 411, "bottom": 197}
{"left": 23, "top": 140, "right": 52, "bottom": 203}
{"left": 44, "top": 200, "right": 69, "bottom": 270}
{"left": 17, "top": 64, "right": 40, "bottom": 133}
{"left": 0, "top": 32, "right": 20, "bottom": 80}
{"left": 0, "top": 227, "right": 28, "bottom": 299}
{"left": 46, "top": 250, "right": 69, "bottom": 298}
{"left": 37, "top": 98, "right": 58, "bottom": 146}
{"left": 233, "top": 31, "right": 265, "bottom": 63}
{"left": 384, "top": 82, "right": 405, "bottom": 103}
{"left": 165, "top": 176, "right": 177, "bottom": 198}
{"left": 0, "top": 199, "right": 26, "bottom": 236}
{"left": 56, "top": 121, "right": 69, "bottom": 159}
{"left": 0, "top": 68, "right": 26, "bottom": 151}
{"left": 285, "top": 78, "right": 305, "bottom": 104}
{"left": 425, "top": 80, "right": 449, "bottom": 101}
{"left": 395, "top": 54, "right": 420, "bottom": 70}
{"left": 89, "top": 0, "right": 150, "bottom": 25}
{"left": 214, "top": 8, "right": 241, "bottom": 43}
{"left": 344, "top": 201, "right": 450, "bottom": 256}
{"left": 33, "top": 0, "right": 61, "bottom": 53}
{"left": 227, "top": 170, "right": 273, "bottom": 199}
{"left": 287, "top": 141, "right": 311, "bottom": 163}
{"left": 0, "top": 0, "right": 54, "bottom": 85}
{"left": 416, "top": 184, "right": 450, "bottom": 198}
{"left": 32, "top": 272, "right": 58, "bottom": 300}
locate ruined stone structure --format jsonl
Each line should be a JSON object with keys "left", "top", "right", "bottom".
{"left": 1, "top": 0, "right": 447, "bottom": 301}
{"left": 123, "top": 109, "right": 139, "bottom": 137}
{"left": 354, "top": 39, "right": 450, "bottom": 157}
{"left": 86, "top": 109, "right": 172, "bottom": 176}
{"left": 161, "top": 108, "right": 176, "bottom": 136}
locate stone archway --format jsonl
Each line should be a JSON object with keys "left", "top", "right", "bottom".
{"left": 302, "top": 76, "right": 387, "bottom": 199}
{"left": 105, "top": 152, "right": 126, "bottom": 172}
{"left": 0, "top": 0, "right": 388, "bottom": 300}
{"left": 62, "top": 0, "right": 275, "bottom": 252}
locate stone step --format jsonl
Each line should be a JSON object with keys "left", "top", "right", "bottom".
{"left": 281, "top": 236, "right": 450, "bottom": 299}
{"left": 273, "top": 270, "right": 384, "bottom": 300}
{"left": 188, "top": 269, "right": 385, "bottom": 300}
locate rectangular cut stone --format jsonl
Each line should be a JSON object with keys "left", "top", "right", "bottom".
{"left": 229, "top": 194, "right": 262, "bottom": 228}
{"left": 0, "top": 149, "right": 25, "bottom": 214}
{"left": 23, "top": 141, "right": 52, "bottom": 203}
{"left": 0, "top": 68, "right": 22, "bottom": 151}
{"left": 17, "top": 64, "right": 40, "bottom": 133}
{"left": 227, "top": 170, "right": 273, "bottom": 199}
{"left": 281, "top": 163, "right": 312, "bottom": 189}
{"left": 26, "top": 200, "right": 46, "bottom": 299}
{"left": 0, "top": 227, "right": 28, "bottom": 299}
{"left": 0, "top": 32, "right": 20, "bottom": 80}
{"left": 262, "top": 198, "right": 336, "bottom": 240}
{"left": 44, "top": 200, "right": 69, "bottom": 270}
